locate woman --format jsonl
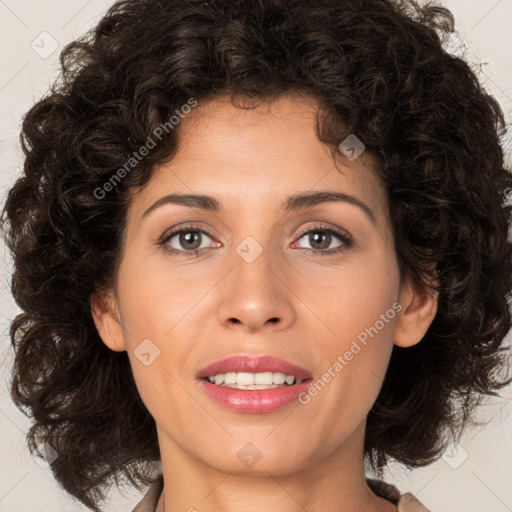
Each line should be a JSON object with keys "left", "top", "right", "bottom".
{"left": 2, "top": 0, "right": 511, "bottom": 511}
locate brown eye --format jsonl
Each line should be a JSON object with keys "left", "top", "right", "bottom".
{"left": 176, "top": 230, "right": 204, "bottom": 251}
{"left": 294, "top": 225, "right": 352, "bottom": 255}
{"left": 305, "top": 231, "right": 337, "bottom": 250}
{"left": 160, "top": 224, "right": 218, "bottom": 256}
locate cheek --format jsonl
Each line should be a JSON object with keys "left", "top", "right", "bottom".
{"left": 116, "top": 249, "right": 205, "bottom": 342}
{"left": 113, "top": 260, "right": 197, "bottom": 416}
{"left": 304, "top": 249, "right": 399, "bottom": 407}
{"left": 311, "top": 250, "right": 400, "bottom": 351}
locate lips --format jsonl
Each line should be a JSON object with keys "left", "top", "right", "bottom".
{"left": 196, "top": 355, "right": 314, "bottom": 413}
{"left": 197, "top": 355, "right": 313, "bottom": 381}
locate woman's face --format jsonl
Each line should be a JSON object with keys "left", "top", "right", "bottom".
{"left": 94, "top": 93, "right": 425, "bottom": 477}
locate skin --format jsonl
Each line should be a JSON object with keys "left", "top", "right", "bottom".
{"left": 92, "top": 92, "right": 437, "bottom": 512}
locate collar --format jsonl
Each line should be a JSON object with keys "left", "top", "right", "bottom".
{"left": 131, "top": 475, "right": 431, "bottom": 512}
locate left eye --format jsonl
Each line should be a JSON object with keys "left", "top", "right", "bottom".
{"left": 294, "top": 227, "right": 350, "bottom": 253}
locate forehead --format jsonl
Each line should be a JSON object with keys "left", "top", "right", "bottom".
{"left": 128, "top": 93, "right": 389, "bottom": 228}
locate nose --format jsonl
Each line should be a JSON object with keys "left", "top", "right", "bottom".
{"left": 216, "top": 243, "right": 296, "bottom": 333}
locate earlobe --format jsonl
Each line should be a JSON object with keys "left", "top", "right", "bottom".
{"left": 90, "top": 290, "right": 127, "bottom": 352}
{"left": 393, "top": 278, "right": 438, "bottom": 348}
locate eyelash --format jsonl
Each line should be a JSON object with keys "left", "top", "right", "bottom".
{"left": 158, "top": 223, "right": 353, "bottom": 257}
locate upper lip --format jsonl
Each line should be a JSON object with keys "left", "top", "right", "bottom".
{"left": 197, "top": 355, "right": 312, "bottom": 380}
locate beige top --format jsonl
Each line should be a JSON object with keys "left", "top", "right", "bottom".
{"left": 131, "top": 475, "right": 431, "bottom": 512}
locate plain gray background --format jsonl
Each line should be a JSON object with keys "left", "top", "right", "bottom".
{"left": 1, "top": 1, "right": 511, "bottom": 511}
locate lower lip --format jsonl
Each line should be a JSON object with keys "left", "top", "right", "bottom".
{"left": 198, "top": 378, "right": 313, "bottom": 413}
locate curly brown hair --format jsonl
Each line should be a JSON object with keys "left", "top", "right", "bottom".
{"left": 2, "top": 0, "right": 511, "bottom": 510}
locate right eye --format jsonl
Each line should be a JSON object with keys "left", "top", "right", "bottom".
{"left": 159, "top": 224, "right": 221, "bottom": 257}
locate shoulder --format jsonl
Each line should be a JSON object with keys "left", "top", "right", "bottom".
{"left": 131, "top": 475, "right": 164, "bottom": 512}
{"left": 366, "top": 478, "right": 432, "bottom": 512}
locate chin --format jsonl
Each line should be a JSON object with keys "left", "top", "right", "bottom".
{"left": 198, "top": 440, "right": 310, "bottom": 477}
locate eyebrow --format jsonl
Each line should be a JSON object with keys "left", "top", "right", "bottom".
{"left": 141, "top": 191, "right": 376, "bottom": 224}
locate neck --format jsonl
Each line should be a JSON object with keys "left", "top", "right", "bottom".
{"left": 154, "top": 422, "right": 396, "bottom": 512}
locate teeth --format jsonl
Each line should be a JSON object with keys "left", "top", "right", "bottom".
{"left": 255, "top": 372, "right": 274, "bottom": 385}
{"left": 206, "top": 371, "right": 302, "bottom": 388}
{"left": 224, "top": 372, "right": 236, "bottom": 384}
{"left": 237, "top": 372, "right": 255, "bottom": 386}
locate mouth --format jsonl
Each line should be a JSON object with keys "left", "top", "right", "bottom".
{"left": 197, "top": 354, "right": 312, "bottom": 384}
{"left": 203, "top": 371, "right": 304, "bottom": 390}
{"left": 196, "top": 355, "right": 313, "bottom": 412}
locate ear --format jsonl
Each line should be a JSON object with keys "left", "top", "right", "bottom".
{"left": 90, "top": 288, "right": 127, "bottom": 352}
{"left": 394, "top": 276, "right": 438, "bottom": 348}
